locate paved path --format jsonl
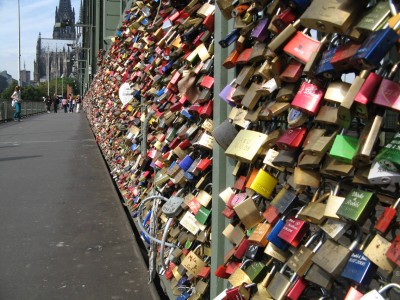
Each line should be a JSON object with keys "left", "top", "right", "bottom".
{"left": 0, "top": 113, "right": 160, "bottom": 300}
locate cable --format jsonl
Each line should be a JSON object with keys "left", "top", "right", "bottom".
{"left": 137, "top": 195, "right": 176, "bottom": 248}
{"left": 159, "top": 217, "right": 174, "bottom": 271}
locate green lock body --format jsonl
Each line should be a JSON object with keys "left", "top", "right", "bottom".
{"left": 336, "top": 189, "right": 377, "bottom": 224}
{"left": 195, "top": 206, "right": 211, "bottom": 225}
{"left": 245, "top": 261, "right": 268, "bottom": 283}
{"left": 329, "top": 134, "right": 359, "bottom": 164}
{"left": 375, "top": 132, "right": 400, "bottom": 172}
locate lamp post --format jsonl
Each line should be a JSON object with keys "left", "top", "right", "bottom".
{"left": 55, "top": 45, "right": 58, "bottom": 96}
{"left": 47, "top": 46, "right": 50, "bottom": 96}
{"left": 61, "top": 74, "right": 64, "bottom": 98}
{"left": 17, "top": 0, "right": 21, "bottom": 87}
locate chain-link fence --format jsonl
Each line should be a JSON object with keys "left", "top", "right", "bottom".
{"left": 0, "top": 100, "right": 47, "bottom": 122}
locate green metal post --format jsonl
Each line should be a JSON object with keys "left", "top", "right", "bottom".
{"left": 210, "top": 8, "right": 235, "bottom": 299}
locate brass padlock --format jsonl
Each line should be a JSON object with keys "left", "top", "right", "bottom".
{"left": 234, "top": 196, "right": 263, "bottom": 230}
{"left": 300, "top": 0, "right": 367, "bottom": 34}
{"left": 311, "top": 225, "right": 362, "bottom": 276}
{"left": 298, "top": 189, "right": 331, "bottom": 224}
{"left": 363, "top": 234, "right": 397, "bottom": 273}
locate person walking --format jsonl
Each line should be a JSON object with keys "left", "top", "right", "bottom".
{"left": 44, "top": 96, "right": 52, "bottom": 113}
{"left": 62, "top": 97, "right": 68, "bottom": 113}
{"left": 52, "top": 94, "right": 59, "bottom": 113}
{"left": 11, "top": 86, "right": 22, "bottom": 122}
{"left": 76, "top": 95, "right": 82, "bottom": 113}
{"left": 70, "top": 96, "right": 76, "bottom": 113}
{"left": 68, "top": 94, "right": 74, "bottom": 113}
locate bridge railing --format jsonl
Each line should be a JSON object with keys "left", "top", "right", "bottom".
{"left": 0, "top": 100, "right": 47, "bottom": 122}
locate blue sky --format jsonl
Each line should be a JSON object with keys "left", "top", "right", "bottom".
{"left": 0, "top": 0, "right": 81, "bottom": 80}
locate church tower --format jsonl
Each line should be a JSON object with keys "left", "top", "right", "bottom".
{"left": 53, "top": 0, "right": 76, "bottom": 40}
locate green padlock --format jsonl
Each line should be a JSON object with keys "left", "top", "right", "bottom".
{"left": 336, "top": 188, "right": 377, "bottom": 224}
{"left": 375, "top": 132, "right": 400, "bottom": 172}
{"left": 195, "top": 206, "right": 211, "bottom": 225}
{"left": 329, "top": 132, "right": 359, "bottom": 164}
{"left": 244, "top": 261, "right": 268, "bottom": 283}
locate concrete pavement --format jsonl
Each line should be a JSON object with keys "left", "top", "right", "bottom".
{"left": 0, "top": 112, "right": 161, "bottom": 300}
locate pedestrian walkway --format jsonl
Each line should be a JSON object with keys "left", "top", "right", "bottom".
{"left": 0, "top": 113, "right": 160, "bottom": 300}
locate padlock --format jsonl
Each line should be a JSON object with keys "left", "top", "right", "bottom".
{"left": 300, "top": 0, "right": 367, "bottom": 34}
{"left": 224, "top": 283, "right": 252, "bottom": 300}
{"left": 267, "top": 264, "right": 298, "bottom": 300}
{"left": 279, "top": 59, "right": 304, "bottom": 83}
{"left": 212, "top": 119, "right": 239, "bottom": 151}
{"left": 244, "top": 261, "right": 269, "bottom": 284}
{"left": 283, "top": 29, "right": 321, "bottom": 63}
{"left": 312, "top": 225, "right": 362, "bottom": 276}
{"left": 268, "top": 20, "right": 301, "bottom": 54}
{"left": 233, "top": 196, "right": 263, "bottom": 230}
{"left": 320, "top": 218, "right": 351, "bottom": 241}
{"left": 324, "top": 178, "right": 351, "bottom": 220}
{"left": 344, "top": 286, "right": 364, "bottom": 300}
{"left": 354, "top": 64, "right": 388, "bottom": 119}
{"left": 269, "top": 186, "right": 299, "bottom": 216}
{"left": 266, "top": 211, "right": 297, "bottom": 251}
{"left": 352, "top": 110, "right": 384, "bottom": 167}
{"left": 375, "top": 132, "right": 400, "bottom": 173}
{"left": 355, "top": 1, "right": 391, "bottom": 36}
{"left": 330, "top": 40, "right": 362, "bottom": 73}
{"left": 304, "top": 263, "right": 333, "bottom": 290}
{"left": 277, "top": 211, "right": 310, "bottom": 248}
{"left": 298, "top": 188, "right": 330, "bottom": 224}
{"left": 302, "top": 130, "right": 337, "bottom": 157}
{"left": 315, "top": 35, "right": 341, "bottom": 79}
{"left": 248, "top": 167, "right": 278, "bottom": 199}
{"left": 248, "top": 221, "right": 272, "bottom": 247}
{"left": 375, "top": 197, "right": 400, "bottom": 234}
{"left": 336, "top": 188, "right": 377, "bottom": 224}
{"left": 303, "top": 33, "right": 331, "bottom": 78}
{"left": 329, "top": 130, "right": 359, "bottom": 164}
{"left": 293, "top": 167, "right": 321, "bottom": 188}
{"left": 228, "top": 259, "right": 253, "bottom": 287}
{"left": 364, "top": 234, "right": 397, "bottom": 273}
{"left": 275, "top": 127, "right": 307, "bottom": 150}
{"left": 351, "top": 22, "right": 400, "bottom": 70}
{"left": 360, "top": 283, "right": 400, "bottom": 300}
{"left": 373, "top": 61, "right": 400, "bottom": 112}
{"left": 233, "top": 238, "right": 251, "bottom": 260}
{"left": 290, "top": 80, "right": 325, "bottom": 116}
{"left": 337, "top": 70, "right": 371, "bottom": 128}
{"left": 341, "top": 234, "right": 378, "bottom": 286}
{"left": 225, "top": 130, "right": 269, "bottom": 163}
{"left": 386, "top": 234, "right": 400, "bottom": 266}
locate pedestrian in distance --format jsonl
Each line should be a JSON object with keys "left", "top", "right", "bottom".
{"left": 52, "top": 94, "right": 59, "bottom": 113}
{"left": 11, "top": 86, "right": 22, "bottom": 122}
{"left": 68, "top": 94, "right": 74, "bottom": 113}
{"left": 62, "top": 97, "right": 68, "bottom": 113}
{"left": 76, "top": 95, "right": 82, "bottom": 113}
{"left": 44, "top": 96, "right": 52, "bottom": 113}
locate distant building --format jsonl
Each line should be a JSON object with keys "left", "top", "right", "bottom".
{"left": 20, "top": 63, "right": 31, "bottom": 86}
{"left": 33, "top": 0, "right": 79, "bottom": 84}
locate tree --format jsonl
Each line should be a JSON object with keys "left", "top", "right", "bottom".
{"left": 1, "top": 80, "right": 18, "bottom": 99}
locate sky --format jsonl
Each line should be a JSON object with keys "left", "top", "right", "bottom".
{"left": 0, "top": 0, "right": 81, "bottom": 80}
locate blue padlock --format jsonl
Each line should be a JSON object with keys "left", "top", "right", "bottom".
{"left": 219, "top": 28, "right": 241, "bottom": 48}
{"left": 180, "top": 108, "right": 194, "bottom": 121}
{"left": 340, "top": 237, "right": 378, "bottom": 286}
{"left": 315, "top": 46, "right": 340, "bottom": 79}
{"left": 156, "top": 87, "right": 165, "bottom": 97}
{"left": 266, "top": 217, "right": 290, "bottom": 251}
{"left": 179, "top": 154, "right": 195, "bottom": 172}
{"left": 351, "top": 26, "right": 400, "bottom": 70}
{"left": 161, "top": 60, "right": 176, "bottom": 74}
{"left": 176, "top": 292, "right": 191, "bottom": 300}
{"left": 184, "top": 171, "right": 194, "bottom": 182}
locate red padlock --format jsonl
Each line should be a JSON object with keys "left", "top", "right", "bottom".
{"left": 275, "top": 127, "right": 307, "bottom": 150}
{"left": 291, "top": 81, "right": 325, "bottom": 115}
{"left": 263, "top": 205, "right": 280, "bottom": 224}
{"left": 277, "top": 216, "right": 310, "bottom": 248}
{"left": 386, "top": 234, "right": 400, "bottom": 266}
{"left": 283, "top": 30, "right": 321, "bottom": 63}
{"left": 234, "top": 238, "right": 251, "bottom": 260}
{"left": 374, "top": 198, "right": 400, "bottom": 234}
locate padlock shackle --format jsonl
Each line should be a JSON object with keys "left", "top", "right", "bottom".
{"left": 349, "top": 225, "right": 362, "bottom": 251}
{"left": 387, "top": 61, "right": 400, "bottom": 80}
{"left": 333, "top": 176, "right": 353, "bottom": 196}
{"left": 304, "top": 231, "right": 323, "bottom": 248}
{"left": 159, "top": 217, "right": 175, "bottom": 271}
{"left": 389, "top": 0, "right": 398, "bottom": 16}
{"left": 241, "top": 258, "right": 253, "bottom": 269}
{"left": 378, "top": 283, "right": 400, "bottom": 294}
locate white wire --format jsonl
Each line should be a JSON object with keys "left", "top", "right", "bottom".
{"left": 137, "top": 195, "right": 176, "bottom": 248}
